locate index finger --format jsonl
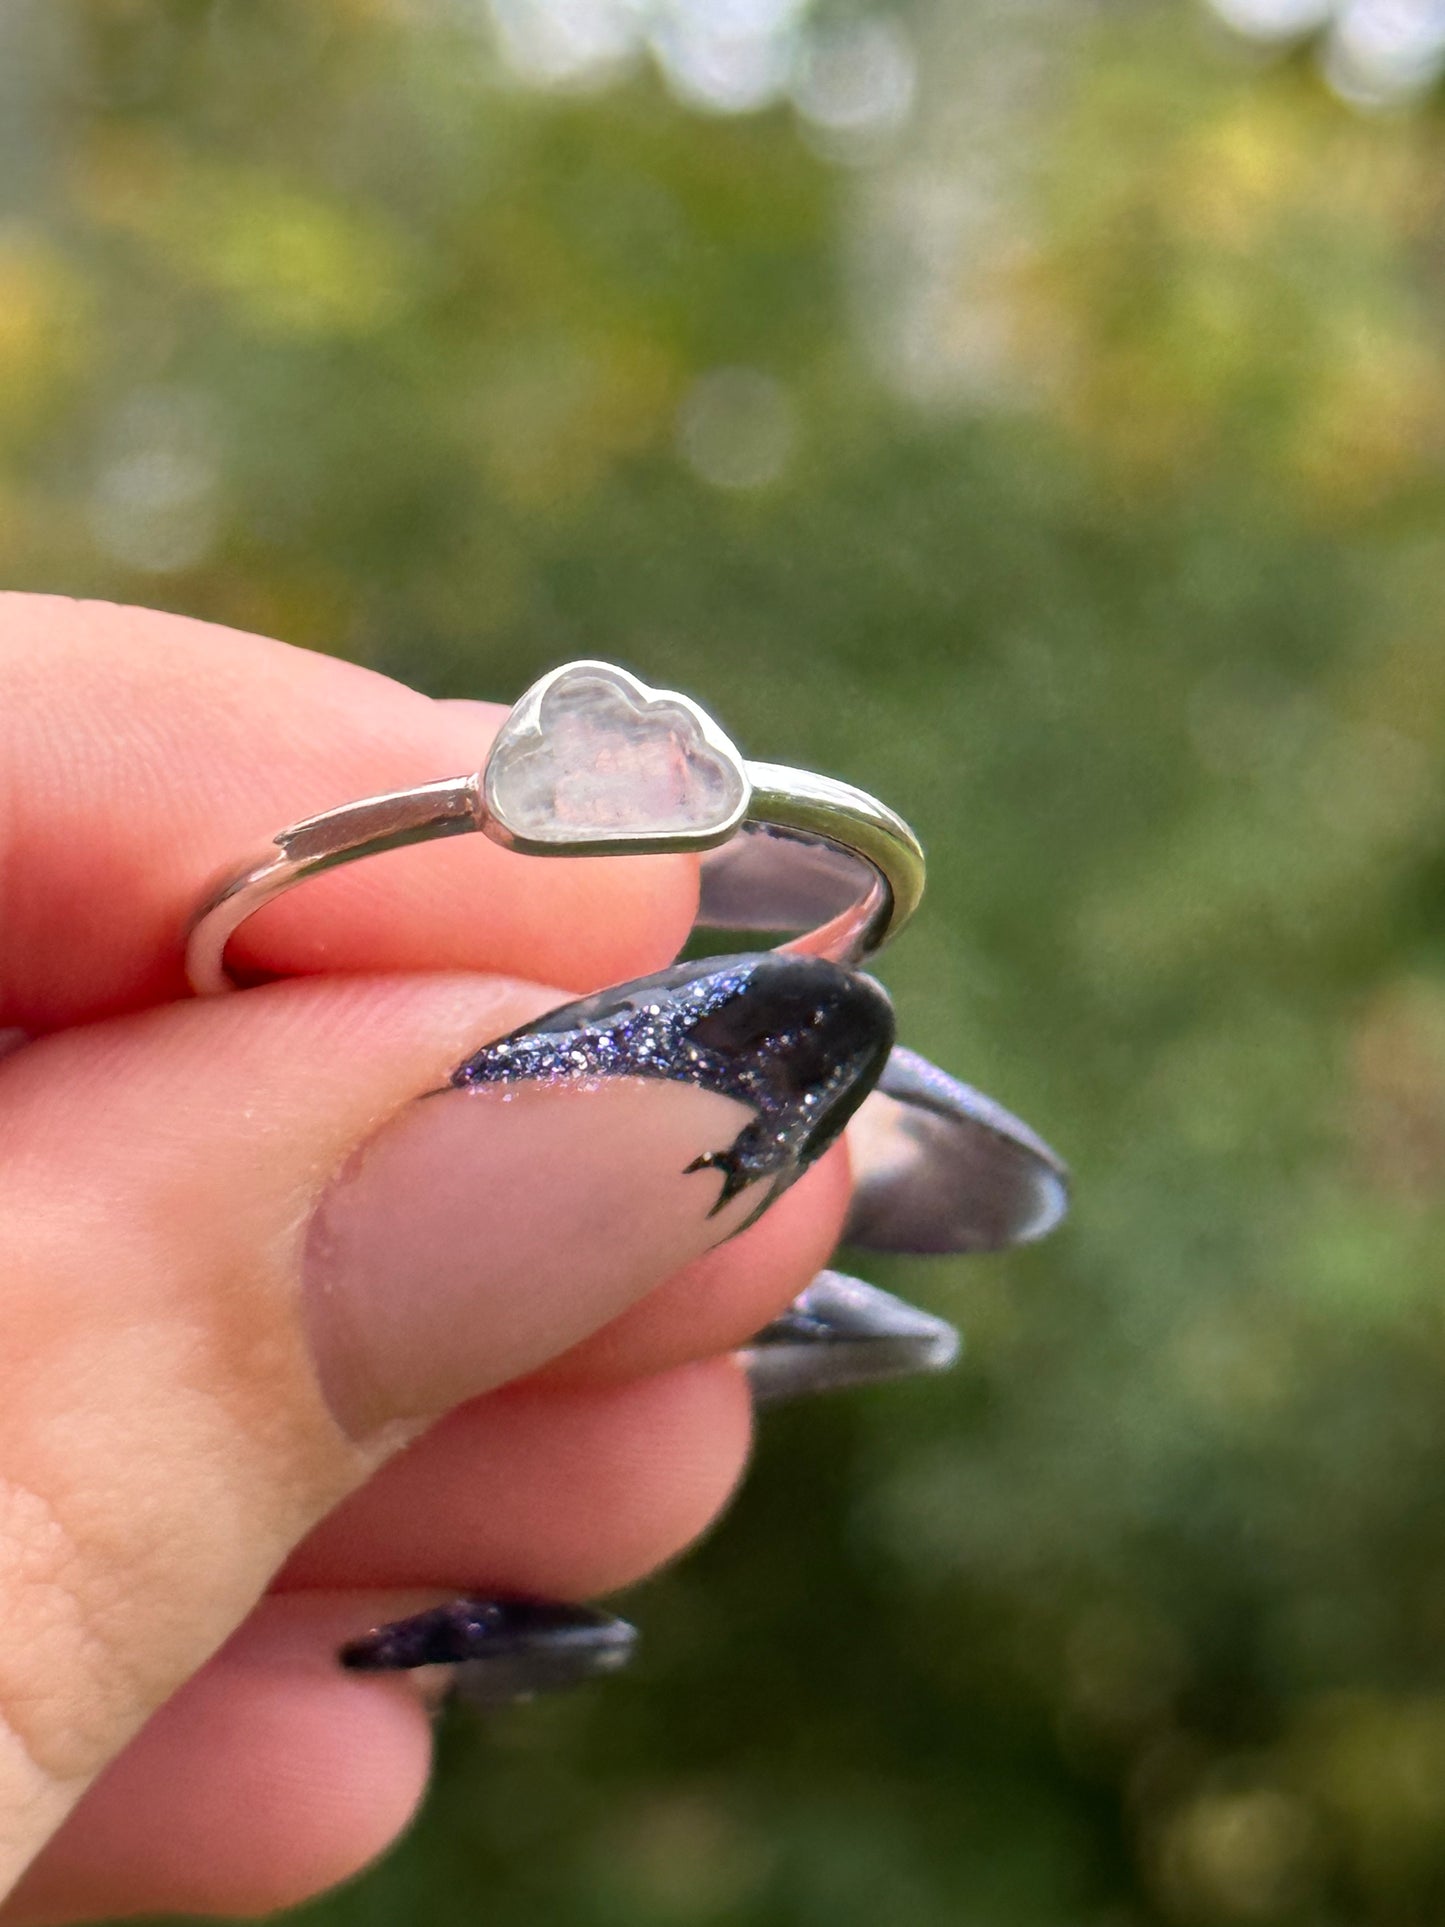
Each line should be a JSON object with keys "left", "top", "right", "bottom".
{"left": 0, "top": 596, "right": 697, "bottom": 1029}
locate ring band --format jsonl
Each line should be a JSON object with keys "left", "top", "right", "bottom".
{"left": 185, "top": 660, "right": 926, "bottom": 996}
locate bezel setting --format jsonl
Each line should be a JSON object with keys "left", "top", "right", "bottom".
{"left": 481, "top": 659, "right": 753, "bottom": 857}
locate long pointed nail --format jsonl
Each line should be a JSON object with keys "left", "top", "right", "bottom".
{"left": 339, "top": 1597, "right": 637, "bottom": 1705}
{"left": 306, "top": 952, "right": 894, "bottom": 1433}
{"left": 742, "top": 1269, "right": 961, "bottom": 1405}
{"left": 845, "top": 1045, "right": 1069, "bottom": 1255}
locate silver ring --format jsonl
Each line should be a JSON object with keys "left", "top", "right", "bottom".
{"left": 185, "top": 660, "right": 926, "bottom": 995}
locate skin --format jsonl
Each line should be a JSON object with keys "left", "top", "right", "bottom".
{"left": 0, "top": 595, "right": 854, "bottom": 1923}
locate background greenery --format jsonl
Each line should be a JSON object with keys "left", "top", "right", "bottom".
{"left": 9, "top": 0, "right": 1445, "bottom": 1919}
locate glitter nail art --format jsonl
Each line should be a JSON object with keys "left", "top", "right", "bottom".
{"left": 341, "top": 1596, "right": 637, "bottom": 1705}
{"left": 452, "top": 952, "right": 895, "bottom": 1220}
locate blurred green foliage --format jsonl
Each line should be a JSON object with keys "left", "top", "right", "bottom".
{"left": 10, "top": 0, "right": 1445, "bottom": 1920}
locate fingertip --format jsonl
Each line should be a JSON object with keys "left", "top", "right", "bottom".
{"left": 283, "top": 1357, "right": 756, "bottom": 1599}
{"left": 4, "top": 1594, "right": 438, "bottom": 1924}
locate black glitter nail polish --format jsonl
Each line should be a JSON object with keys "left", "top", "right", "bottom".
{"left": 451, "top": 952, "right": 895, "bottom": 1223}
{"left": 340, "top": 1596, "right": 637, "bottom": 1705}
{"left": 845, "top": 1046, "right": 1069, "bottom": 1255}
{"left": 743, "top": 1269, "right": 960, "bottom": 1404}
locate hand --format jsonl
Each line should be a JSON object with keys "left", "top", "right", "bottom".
{"left": 0, "top": 596, "right": 861, "bottom": 1922}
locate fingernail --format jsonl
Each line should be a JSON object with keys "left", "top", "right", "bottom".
{"left": 742, "top": 1268, "right": 960, "bottom": 1405}
{"left": 339, "top": 1597, "right": 637, "bottom": 1705}
{"left": 845, "top": 1046, "right": 1069, "bottom": 1255}
{"left": 305, "top": 952, "right": 894, "bottom": 1433}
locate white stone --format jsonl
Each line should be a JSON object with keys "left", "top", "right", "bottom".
{"left": 485, "top": 662, "right": 749, "bottom": 847}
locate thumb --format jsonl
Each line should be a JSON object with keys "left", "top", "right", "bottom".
{"left": 0, "top": 955, "right": 893, "bottom": 1887}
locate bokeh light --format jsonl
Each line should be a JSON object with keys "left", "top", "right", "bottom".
{"left": 1205, "top": 0, "right": 1445, "bottom": 102}
{"left": 675, "top": 367, "right": 797, "bottom": 489}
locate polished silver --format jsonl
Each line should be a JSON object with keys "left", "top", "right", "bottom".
{"left": 186, "top": 659, "right": 926, "bottom": 995}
